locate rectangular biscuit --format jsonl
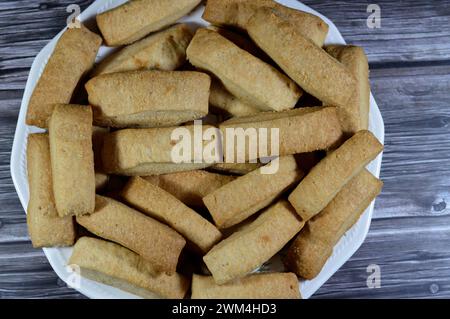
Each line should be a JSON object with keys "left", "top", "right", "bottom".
{"left": 143, "top": 170, "right": 236, "bottom": 207}
{"left": 69, "top": 237, "right": 189, "bottom": 298}
{"left": 26, "top": 134, "right": 76, "bottom": 248}
{"left": 187, "top": 28, "right": 302, "bottom": 112}
{"left": 49, "top": 104, "right": 95, "bottom": 217}
{"left": 288, "top": 130, "right": 383, "bottom": 221}
{"left": 209, "top": 79, "right": 262, "bottom": 118}
{"left": 76, "top": 195, "right": 186, "bottom": 274}
{"left": 203, "top": 0, "right": 328, "bottom": 47}
{"left": 207, "top": 26, "right": 272, "bottom": 63}
{"left": 284, "top": 227, "right": 332, "bottom": 280}
{"left": 325, "top": 45, "right": 371, "bottom": 134}
{"left": 284, "top": 170, "right": 383, "bottom": 279}
{"left": 96, "top": 0, "right": 201, "bottom": 46}
{"left": 26, "top": 25, "right": 102, "bottom": 128}
{"left": 191, "top": 273, "right": 300, "bottom": 299}
{"left": 101, "top": 125, "right": 218, "bottom": 175}
{"left": 122, "top": 177, "right": 222, "bottom": 253}
{"left": 92, "top": 24, "right": 192, "bottom": 76}
{"left": 95, "top": 173, "right": 109, "bottom": 191}
{"left": 203, "top": 156, "right": 304, "bottom": 229}
{"left": 86, "top": 70, "right": 210, "bottom": 128}
{"left": 220, "top": 107, "right": 343, "bottom": 162}
{"left": 247, "top": 7, "right": 356, "bottom": 108}
{"left": 203, "top": 200, "right": 304, "bottom": 284}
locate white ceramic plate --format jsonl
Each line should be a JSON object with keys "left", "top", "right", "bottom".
{"left": 10, "top": 0, "right": 384, "bottom": 299}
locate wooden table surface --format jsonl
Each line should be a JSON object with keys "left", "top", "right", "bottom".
{"left": 1, "top": 0, "right": 450, "bottom": 299}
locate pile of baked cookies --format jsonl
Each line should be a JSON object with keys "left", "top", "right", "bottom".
{"left": 25, "top": 0, "right": 383, "bottom": 299}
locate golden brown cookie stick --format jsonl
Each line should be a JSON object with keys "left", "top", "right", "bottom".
{"left": 86, "top": 70, "right": 210, "bottom": 128}
{"left": 76, "top": 195, "right": 186, "bottom": 274}
{"left": 187, "top": 28, "right": 302, "bottom": 112}
{"left": 96, "top": 0, "right": 201, "bottom": 46}
{"left": 220, "top": 107, "right": 343, "bottom": 162}
{"left": 101, "top": 125, "right": 218, "bottom": 176}
{"left": 49, "top": 104, "right": 95, "bottom": 217}
{"left": 288, "top": 130, "right": 383, "bottom": 221}
{"left": 26, "top": 25, "right": 101, "bottom": 128}
{"left": 122, "top": 177, "right": 222, "bottom": 253}
{"left": 325, "top": 45, "right": 371, "bottom": 134}
{"left": 209, "top": 79, "right": 262, "bottom": 118}
{"left": 308, "top": 170, "right": 383, "bottom": 246}
{"left": 203, "top": 200, "right": 304, "bottom": 284}
{"left": 203, "top": 156, "right": 304, "bottom": 229}
{"left": 247, "top": 7, "right": 356, "bottom": 108}
{"left": 26, "top": 134, "right": 75, "bottom": 248}
{"left": 143, "top": 170, "right": 235, "bottom": 207}
{"left": 92, "top": 126, "right": 109, "bottom": 171}
{"left": 191, "top": 273, "right": 301, "bottom": 299}
{"left": 203, "top": 0, "right": 328, "bottom": 47}
{"left": 285, "top": 170, "right": 383, "bottom": 279}
{"left": 69, "top": 237, "right": 189, "bottom": 299}
{"left": 93, "top": 24, "right": 192, "bottom": 76}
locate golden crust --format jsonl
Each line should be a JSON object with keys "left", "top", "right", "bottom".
{"left": 288, "top": 130, "right": 383, "bottom": 221}
{"left": 143, "top": 170, "right": 235, "bottom": 207}
{"left": 203, "top": 156, "right": 304, "bottom": 229}
{"left": 86, "top": 70, "right": 210, "bottom": 128}
{"left": 122, "top": 177, "right": 222, "bottom": 253}
{"left": 26, "top": 134, "right": 76, "bottom": 248}
{"left": 49, "top": 104, "right": 95, "bottom": 217}
{"left": 187, "top": 28, "right": 302, "bottom": 112}
{"left": 203, "top": 0, "right": 328, "bottom": 47}
{"left": 76, "top": 195, "right": 186, "bottom": 274}
{"left": 203, "top": 200, "right": 304, "bottom": 284}
{"left": 191, "top": 273, "right": 301, "bottom": 299}
{"left": 101, "top": 125, "right": 218, "bottom": 175}
{"left": 283, "top": 226, "right": 332, "bottom": 280}
{"left": 93, "top": 24, "right": 192, "bottom": 76}
{"left": 220, "top": 107, "right": 343, "bottom": 162}
{"left": 285, "top": 170, "right": 383, "bottom": 279}
{"left": 96, "top": 0, "right": 201, "bottom": 46}
{"left": 69, "top": 237, "right": 189, "bottom": 298}
{"left": 325, "top": 45, "right": 371, "bottom": 134}
{"left": 247, "top": 7, "right": 356, "bottom": 108}
{"left": 26, "top": 25, "right": 101, "bottom": 128}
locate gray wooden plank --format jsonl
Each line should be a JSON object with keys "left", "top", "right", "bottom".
{"left": 314, "top": 215, "right": 450, "bottom": 298}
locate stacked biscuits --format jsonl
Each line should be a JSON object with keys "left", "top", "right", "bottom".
{"left": 25, "top": 0, "right": 383, "bottom": 299}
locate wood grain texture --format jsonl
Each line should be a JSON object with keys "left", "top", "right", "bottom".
{"left": 371, "top": 65, "right": 450, "bottom": 220}
{"left": 314, "top": 216, "right": 450, "bottom": 298}
{"left": 302, "top": 0, "right": 450, "bottom": 64}
{"left": 1, "top": 0, "right": 450, "bottom": 299}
